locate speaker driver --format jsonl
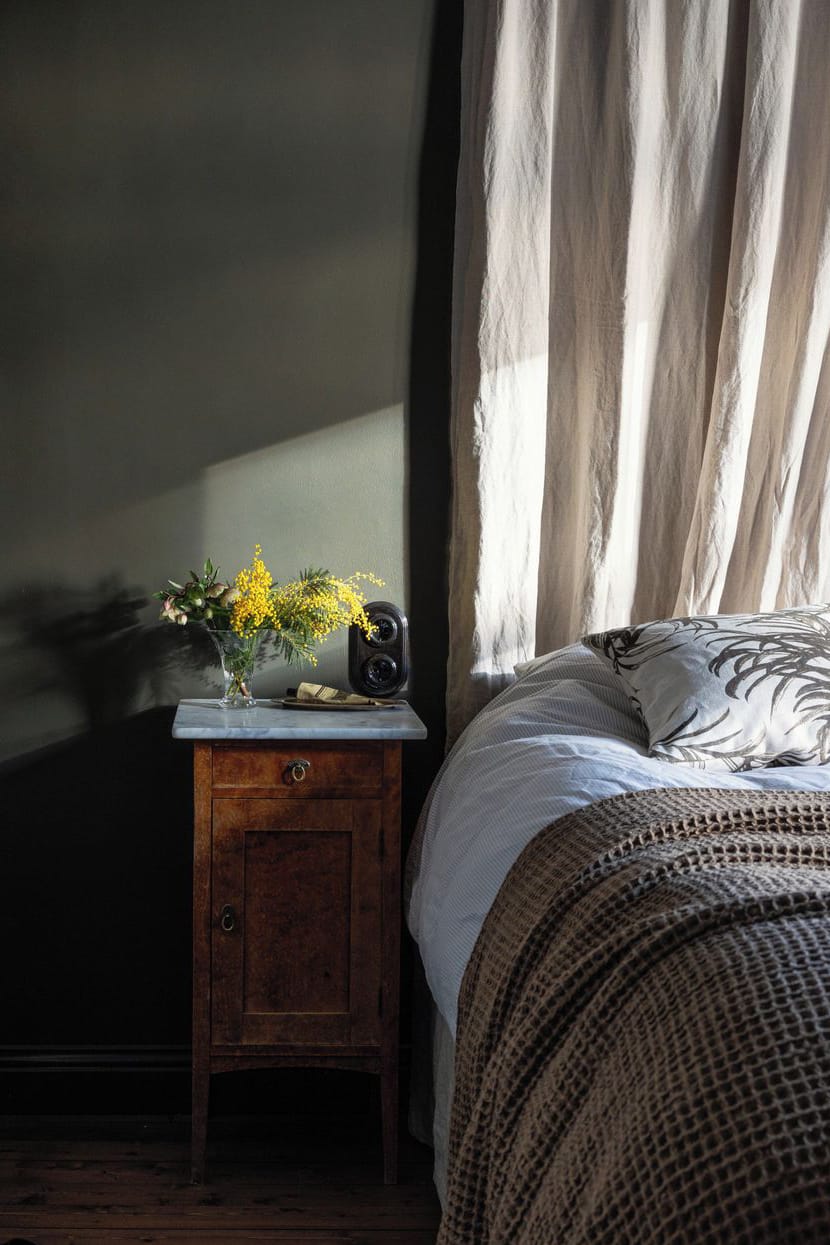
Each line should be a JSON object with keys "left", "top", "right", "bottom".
{"left": 365, "top": 612, "right": 399, "bottom": 647}
{"left": 363, "top": 653, "right": 399, "bottom": 690}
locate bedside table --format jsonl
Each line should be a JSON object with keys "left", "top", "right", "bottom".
{"left": 172, "top": 699, "right": 427, "bottom": 1185}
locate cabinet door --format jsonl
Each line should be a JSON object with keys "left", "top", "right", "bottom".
{"left": 211, "top": 798, "right": 382, "bottom": 1048}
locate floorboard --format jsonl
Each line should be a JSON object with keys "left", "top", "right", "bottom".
{"left": 0, "top": 1115, "right": 441, "bottom": 1244}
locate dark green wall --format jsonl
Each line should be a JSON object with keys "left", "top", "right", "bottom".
{"left": 0, "top": 0, "right": 459, "bottom": 1108}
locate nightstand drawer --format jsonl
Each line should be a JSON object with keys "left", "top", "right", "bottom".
{"left": 211, "top": 742, "right": 384, "bottom": 796}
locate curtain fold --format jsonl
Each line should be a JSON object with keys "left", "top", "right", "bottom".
{"left": 447, "top": 0, "right": 830, "bottom": 743}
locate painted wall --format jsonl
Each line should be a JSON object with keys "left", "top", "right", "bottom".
{"left": 0, "top": 0, "right": 458, "bottom": 1102}
{"left": 1, "top": 0, "right": 430, "bottom": 760}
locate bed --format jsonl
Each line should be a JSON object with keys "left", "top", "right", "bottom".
{"left": 406, "top": 640, "right": 830, "bottom": 1241}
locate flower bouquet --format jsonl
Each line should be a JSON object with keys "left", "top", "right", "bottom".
{"left": 155, "top": 546, "right": 381, "bottom": 707}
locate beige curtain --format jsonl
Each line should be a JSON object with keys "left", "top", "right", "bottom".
{"left": 447, "top": 0, "right": 830, "bottom": 743}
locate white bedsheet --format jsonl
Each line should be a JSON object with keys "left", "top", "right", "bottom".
{"left": 407, "top": 644, "right": 830, "bottom": 1034}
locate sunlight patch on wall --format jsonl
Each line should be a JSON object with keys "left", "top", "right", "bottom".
{"left": 0, "top": 406, "right": 406, "bottom": 764}
{"left": 200, "top": 405, "right": 406, "bottom": 697}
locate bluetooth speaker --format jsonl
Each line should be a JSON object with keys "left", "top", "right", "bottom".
{"left": 348, "top": 601, "right": 409, "bottom": 697}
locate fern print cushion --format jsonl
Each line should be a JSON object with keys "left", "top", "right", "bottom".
{"left": 583, "top": 604, "right": 830, "bottom": 771}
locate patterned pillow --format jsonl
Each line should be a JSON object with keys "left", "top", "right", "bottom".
{"left": 582, "top": 604, "right": 830, "bottom": 770}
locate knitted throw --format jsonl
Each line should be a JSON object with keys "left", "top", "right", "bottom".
{"left": 440, "top": 788, "right": 830, "bottom": 1244}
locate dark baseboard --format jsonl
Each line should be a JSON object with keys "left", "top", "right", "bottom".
{"left": 0, "top": 1045, "right": 191, "bottom": 1114}
{"left": 0, "top": 1044, "right": 190, "bottom": 1073}
{"left": 0, "top": 1044, "right": 412, "bottom": 1116}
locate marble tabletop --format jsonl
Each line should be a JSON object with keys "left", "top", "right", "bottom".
{"left": 172, "top": 698, "right": 428, "bottom": 741}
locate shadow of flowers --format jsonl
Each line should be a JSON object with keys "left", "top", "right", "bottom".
{"left": 2, "top": 575, "right": 218, "bottom": 737}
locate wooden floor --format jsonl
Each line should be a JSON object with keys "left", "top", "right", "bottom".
{"left": 0, "top": 1113, "right": 442, "bottom": 1244}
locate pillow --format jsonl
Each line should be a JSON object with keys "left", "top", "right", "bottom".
{"left": 513, "top": 643, "right": 605, "bottom": 677}
{"left": 582, "top": 604, "right": 830, "bottom": 770}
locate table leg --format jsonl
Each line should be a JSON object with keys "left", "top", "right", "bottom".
{"left": 380, "top": 1058, "right": 399, "bottom": 1184}
{"left": 191, "top": 1059, "right": 210, "bottom": 1183}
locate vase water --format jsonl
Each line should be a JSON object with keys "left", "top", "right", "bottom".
{"left": 208, "top": 630, "right": 261, "bottom": 708}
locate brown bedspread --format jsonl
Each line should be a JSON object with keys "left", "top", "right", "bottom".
{"left": 439, "top": 788, "right": 830, "bottom": 1244}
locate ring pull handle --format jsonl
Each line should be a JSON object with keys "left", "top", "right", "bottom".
{"left": 220, "top": 904, "right": 236, "bottom": 933}
{"left": 287, "top": 758, "right": 310, "bottom": 785}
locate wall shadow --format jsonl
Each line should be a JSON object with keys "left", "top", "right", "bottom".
{"left": 0, "top": 707, "right": 193, "bottom": 1052}
{"left": 0, "top": 0, "right": 455, "bottom": 1109}
{"left": 0, "top": 578, "right": 218, "bottom": 765}
{"left": 0, "top": 586, "right": 200, "bottom": 1069}
{"left": 404, "top": 0, "right": 463, "bottom": 823}
{"left": 0, "top": 0, "right": 431, "bottom": 544}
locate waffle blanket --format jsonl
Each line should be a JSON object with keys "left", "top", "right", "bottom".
{"left": 439, "top": 788, "right": 830, "bottom": 1244}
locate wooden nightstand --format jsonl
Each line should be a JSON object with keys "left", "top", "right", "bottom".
{"left": 172, "top": 699, "right": 427, "bottom": 1185}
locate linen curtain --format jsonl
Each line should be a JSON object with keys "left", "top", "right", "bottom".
{"left": 447, "top": 0, "right": 830, "bottom": 743}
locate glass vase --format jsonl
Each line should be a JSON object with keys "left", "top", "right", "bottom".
{"left": 208, "top": 629, "right": 261, "bottom": 708}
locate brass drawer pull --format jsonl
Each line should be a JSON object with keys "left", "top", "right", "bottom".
{"left": 287, "top": 758, "right": 311, "bottom": 784}
{"left": 220, "top": 904, "right": 236, "bottom": 933}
